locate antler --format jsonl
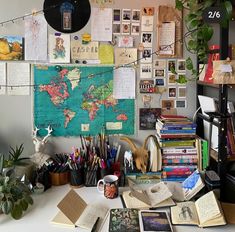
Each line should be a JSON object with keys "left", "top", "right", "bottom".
{"left": 42, "top": 125, "right": 53, "bottom": 143}
{"left": 32, "top": 126, "right": 39, "bottom": 142}
{"left": 120, "top": 136, "right": 137, "bottom": 152}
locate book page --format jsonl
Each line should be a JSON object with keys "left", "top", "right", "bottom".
{"left": 76, "top": 204, "right": 108, "bottom": 230}
{"left": 170, "top": 201, "right": 199, "bottom": 225}
{"left": 195, "top": 191, "right": 222, "bottom": 226}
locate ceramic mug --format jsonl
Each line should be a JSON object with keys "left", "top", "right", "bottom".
{"left": 97, "top": 174, "right": 119, "bottom": 199}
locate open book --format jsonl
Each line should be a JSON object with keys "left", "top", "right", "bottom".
{"left": 127, "top": 179, "right": 175, "bottom": 207}
{"left": 165, "top": 169, "right": 205, "bottom": 202}
{"left": 170, "top": 191, "right": 226, "bottom": 227}
{"left": 51, "top": 189, "right": 108, "bottom": 231}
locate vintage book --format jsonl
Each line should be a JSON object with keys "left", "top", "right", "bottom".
{"left": 121, "top": 190, "right": 175, "bottom": 209}
{"left": 170, "top": 191, "right": 226, "bottom": 227}
{"left": 139, "top": 210, "right": 173, "bottom": 232}
{"left": 128, "top": 179, "right": 174, "bottom": 207}
{"left": 165, "top": 170, "right": 205, "bottom": 202}
{"left": 51, "top": 189, "right": 108, "bottom": 230}
{"left": 162, "top": 147, "right": 197, "bottom": 155}
{"left": 109, "top": 208, "right": 139, "bottom": 232}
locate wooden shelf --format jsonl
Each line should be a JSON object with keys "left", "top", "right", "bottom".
{"left": 210, "top": 149, "right": 235, "bottom": 162}
{"left": 197, "top": 80, "right": 235, "bottom": 89}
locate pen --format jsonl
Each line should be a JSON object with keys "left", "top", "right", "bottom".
{"left": 91, "top": 217, "right": 100, "bottom": 232}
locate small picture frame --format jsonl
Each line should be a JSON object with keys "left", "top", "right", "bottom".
{"left": 140, "top": 64, "right": 152, "bottom": 79}
{"left": 141, "top": 48, "right": 152, "bottom": 63}
{"left": 162, "top": 99, "right": 175, "bottom": 109}
{"left": 122, "top": 9, "right": 131, "bottom": 21}
{"left": 168, "top": 73, "right": 177, "bottom": 85}
{"left": 131, "top": 23, "right": 140, "bottom": 35}
{"left": 132, "top": 9, "right": 141, "bottom": 22}
{"left": 155, "top": 78, "right": 165, "bottom": 86}
{"left": 113, "top": 9, "right": 121, "bottom": 22}
{"left": 178, "top": 87, "right": 187, "bottom": 98}
{"left": 141, "top": 32, "right": 153, "bottom": 48}
{"left": 122, "top": 23, "right": 131, "bottom": 34}
{"left": 113, "top": 23, "right": 121, "bottom": 34}
{"left": 175, "top": 100, "right": 187, "bottom": 108}
{"left": 168, "top": 59, "right": 176, "bottom": 72}
{"left": 177, "top": 59, "right": 186, "bottom": 72}
{"left": 154, "top": 59, "right": 166, "bottom": 69}
{"left": 154, "top": 69, "right": 165, "bottom": 78}
{"left": 168, "top": 87, "right": 177, "bottom": 98}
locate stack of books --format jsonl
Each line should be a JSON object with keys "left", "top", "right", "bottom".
{"left": 155, "top": 115, "right": 197, "bottom": 181}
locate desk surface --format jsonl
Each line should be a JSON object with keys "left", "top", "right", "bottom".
{"left": 0, "top": 184, "right": 235, "bottom": 232}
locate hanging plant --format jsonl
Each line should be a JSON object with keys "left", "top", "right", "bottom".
{"left": 175, "top": 0, "right": 233, "bottom": 79}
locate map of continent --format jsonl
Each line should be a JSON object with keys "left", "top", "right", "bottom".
{"left": 34, "top": 65, "right": 134, "bottom": 136}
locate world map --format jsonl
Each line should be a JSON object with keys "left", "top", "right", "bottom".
{"left": 34, "top": 65, "right": 135, "bottom": 136}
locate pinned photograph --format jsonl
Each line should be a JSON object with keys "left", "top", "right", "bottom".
{"left": 177, "top": 59, "right": 186, "bottom": 72}
{"left": 122, "top": 23, "right": 131, "bottom": 34}
{"left": 139, "top": 108, "right": 162, "bottom": 130}
{"left": 113, "top": 9, "right": 121, "bottom": 22}
{"left": 168, "top": 87, "right": 177, "bottom": 98}
{"left": 141, "top": 32, "right": 153, "bottom": 47}
{"left": 141, "top": 48, "right": 152, "bottom": 63}
{"left": 162, "top": 99, "right": 175, "bottom": 109}
{"left": 113, "top": 23, "right": 121, "bottom": 34}
{"left": 168, "top": 73, "right": 177, "bottom": 85}
{"left": 131, "top": 23, "right": 140, "bottom": 35}
{"left": 141, "top": 16, "right": 154, "bottom": 31}
{"left": 122, "top": 9, "right": 131, "bottom": 21}
{"left": 155, "top": 78, "right": 165, "bottom": 86}
{"left": 154, "top": 69, "right": 165, "bottom": 78}
{"left": 168, "top": 59, "right": 176, "bottom": 72}
{"left": 178, "top": 87, "right": 186, "bottom": 98}
{"left": 142, "top": 7, "right": 155, "bottom": 16}
{"left": 154, "top": 59, "right": 166, "bottom": 69}
{"left": 132, "top": 9, "right": 140, "bottom": 21}
{"left": 176, "top": 100, "right": 187, "bottom": 108}
{"left": 140, "top": 64, "right": 152, "bottom": 79}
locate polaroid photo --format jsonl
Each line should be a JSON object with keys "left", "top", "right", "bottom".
{"left": 141, "top": 32, "right": 153, "bottom": 48}
{"left": 175, "top": 100, "right": 187, "bottom": 108}
{"left": 131, "top": 23, "right": 140, "bottom": 35}
{"left": 141, "top": 16, "right": 154, "bottom": 32}
{"left": 113, "top": 9, "right": 121, "bottom": 22}
{"left": 177, "top": 59, "right": 186, "bottom": 72}
{"left": 167, "top": 59, "right": 176, "bottom": 72}
{"left": 141, "top": 48, "right": 152, "bottom": 63}
{"left": 154, "top": 69, "right": 165, "bottom": 78}
{"left": 122, "top": 9, "right": 131, "bottom": 22}
{"left": 140, "top": 64, "right": 152, "bottom": 79}
{"left": 154, "top": 59, "right": 167, "bottom": 69}
{"left": 168, "top": 87, "right": 177, "bottom": 98}
{"left": 155, "top": 78, "right": 165, "bottom": 86}
{"left": 177, "top": 73, "right": 187, "bottom": 85}
{"left": 113, "top": 23, "right": 121, "bottom": 34}
{"left": 142, "top": 7, "right": 155, "bottom": 16}
{"left": 168, "top": 73, "right": 177, "bottom": 85}
{"left": 132, "top": 9, "right": 140, "bottom": 22}
{"left": 162, "top": 99, "right": 175, "bottom": 109}
{"left": 178, "top": 87, "right": 187, "bottom": 98}
{"left": 139, "top": 210, "right": 173, "bottom": 232}
{"left": 122, "top": 23, "right": 131, "bottom": 34}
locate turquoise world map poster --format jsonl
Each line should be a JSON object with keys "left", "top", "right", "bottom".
{"left": 34, "top": 65, "right": 135, "bottom": 136}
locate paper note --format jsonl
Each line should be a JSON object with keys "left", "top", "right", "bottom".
{"left": 24, "top": 14, "right": 48, "bottom": 61}
{"left": 0, "top": 62, "right": 6, "bottom": 94}
{"left": 113, "top": 67, "right": 135, "bottom": 99}
{"left": 158, "top": 22, "right": 175, "bottom": 55}
{"left": 7, "top": 63, "right": 30, "bottom": 95}
{"left": 106, "top": 122, "right": 122, "bottom": 130}
{"left": 99, "top": 44, "right": 114, "bottom": 64}
{"left": 49, "top": 34, "right": 71, "bottom": 63}
{"left": 91, "top": 8, "right": 112, "bottom": 41}
{"left": 141, "top": 16, "right": 154, "bottom": 31}
{"left": 114, "top": 48, "right": 137, "bottom": 66}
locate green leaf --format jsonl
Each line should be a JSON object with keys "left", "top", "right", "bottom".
{"left": 170, "top": 66, "right": 177, "bottom": 74}
{"left": 177, "top": 74, "right": 187, "bottom": 84}
{"left": 175, "top": 0, "right": 184, "bottom": 10}
{"left": 186, "top": 57, "right": 193, "bottom": 70}
{"left": 11, "top": 204, "right": 23, "bottom": 220}
{"left": 24, "top": 195, "right": 33, "bottom": 205}
{"left": 224, "top": 1, "right": 233, "bottom": 19}
{"left": 20, "top": 199, "right": 28, "bottom": 211}
{"left": 1, "top": 200, "right": 13, "bottom": 214}
{"left": 202, "top": 26, "right": 213, "bottom": 41}
{"left": 188, "top": 19, "right": 199, "bottom": 30}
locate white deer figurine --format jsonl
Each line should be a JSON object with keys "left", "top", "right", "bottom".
{"left": 30, "top": 126, "right": 53, "bottom": 169}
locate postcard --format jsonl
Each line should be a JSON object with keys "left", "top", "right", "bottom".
{"left": 162, "top": 99, "right": 175, "bottom": 109}
{"left": 118, "top": 36, "right": 134, "bottom": 47}
{"left": 114, "top": 48, "right": 137, "bottom": 66}
{"left": 139, "top": 80, "right": 155, "bottom": 93}
{"left": 139, "top": 108, "right": 161, "bottom": 130}
{"left": 0, "top": 35, "right": 23, "bottom": 60}
{"left": 141, "top": 16, "right": 154, "bottom": 31}
{"left": 154, "top": 59, "right": 166, "bottom": 69}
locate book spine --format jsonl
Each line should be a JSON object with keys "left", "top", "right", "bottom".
{"left": 159, "top": 129, "right": 196, "bottom": 134}
{"left": 163, "top": 158, "right": 198, "bottom": 164}
{"left": 162, "top": 148, "right": 197, "bottom": 154}
{"left": 162, "top": 165, "right": 197, "bottom": 171}
{"left": 163, "top": 154, "right": 198, "bottom": 159}
{"left": 158, "top": 134, "right": 196, "bottom": 139}
{"left": 201, "top": 139, "right": 209, "bottom": 170}
{"left": 160, "top": 141, "right": 195, "bottom": 147}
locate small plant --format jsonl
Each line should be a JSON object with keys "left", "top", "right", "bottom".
{"left": 0, "top": 174, "right": 33, "bottom": 219}
{"left": 4, "top": 143, "right": 29, "bottom": 168}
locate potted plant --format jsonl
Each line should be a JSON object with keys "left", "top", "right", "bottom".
{"left": 0, "top": 154, "right": 33, "bottom": 219}
{"left": 175, "top": 0, "right": 233, "bottom": 79}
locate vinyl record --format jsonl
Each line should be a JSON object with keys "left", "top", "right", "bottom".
{"left": 43, "top": 0, "right": 91, "bottom": 33}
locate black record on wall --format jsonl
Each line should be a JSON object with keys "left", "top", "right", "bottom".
{"left": 43, "top": 0, "right": 91, "bottom": 33}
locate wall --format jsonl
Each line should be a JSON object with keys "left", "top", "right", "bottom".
{"left": 0, "top": 0, "right": 197, "bottom": 157}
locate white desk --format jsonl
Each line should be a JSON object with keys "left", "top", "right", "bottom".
{"left": 0, "top": 184, "right": 235, "bottom": 232}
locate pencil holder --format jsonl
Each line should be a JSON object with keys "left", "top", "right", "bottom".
{"left": 70, "top": 169, "right": 84, "bottom": 187}
{"left": 50, "top": 171, "right": 70, "bottom": 186}
{"left": 84, "top": 169, "right": 98, "bottom": 187}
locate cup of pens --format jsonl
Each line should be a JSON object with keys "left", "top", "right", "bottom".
{"left": 70, "top": 169, "right": 84, "bottom": 187}
{"left": 50, "top": 171, "right": 70, "bottom": 186}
